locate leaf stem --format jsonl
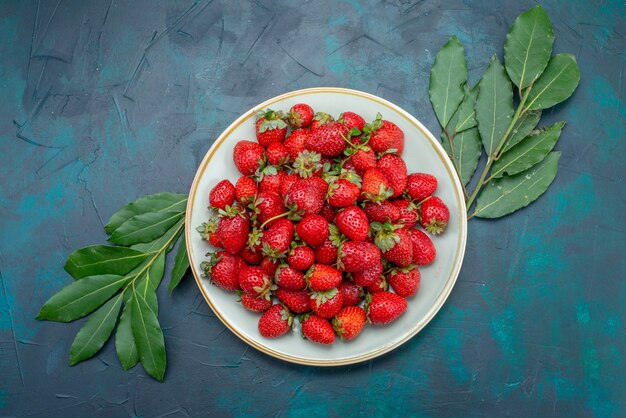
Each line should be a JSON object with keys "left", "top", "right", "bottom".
{"left": 259, "top": 211, "right": 290, "bottom": 229}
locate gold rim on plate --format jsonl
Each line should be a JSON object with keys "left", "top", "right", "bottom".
{"left": 185, "top": 87, "right": 467, "bottom": 366}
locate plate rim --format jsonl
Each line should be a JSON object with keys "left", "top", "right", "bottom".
{"left": 185, "top": 87, "right": 467, "bottom": 366}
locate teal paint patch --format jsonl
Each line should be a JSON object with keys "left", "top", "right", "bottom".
{"left": 0, "top": 389, "right": 6, "bottom": 409}
{"left": 327, "top": 15, "right": 348, "bottom": 27}
{"left": 575, "top": 304, "right": 591, "bottom": 325}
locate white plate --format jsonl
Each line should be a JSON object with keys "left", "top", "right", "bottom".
{"left": 185, "top": 87, "right": 467, "bottom": 366}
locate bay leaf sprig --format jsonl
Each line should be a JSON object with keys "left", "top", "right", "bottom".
{"left": 429, "top": 5, "right": 580, "bottom": 219}
{"left": 37, "top": 192, "right": 190, "bottom": 381}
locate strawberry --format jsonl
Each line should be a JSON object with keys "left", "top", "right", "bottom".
{"left": 261, "top": 218, "right": 294, "bottom": 258}
{"left": 240, "top": 246, "right": 263, "bottom": 265}
{"left": 314, "top": 239, "right": 338, "bottom": 265}
{"left": 296, "top": 214, "right": 329, "bottom": 247}
{"left": 305, "top": 264, "right": 342, "bottom": 291}
{"left": 292, "top": 150, "right": 325, "bottom": 179}
{"left": 234, "top": 140, "right": 265, "bottom": 175}
{"left": 301, "top": 314, "right": 335, "bottom": 344}
{"left": 328, "top": 179, "right": 360, "bottom": 208}
{"left": 196, "top": 217, "right": 221, "bottom": 248}
{"left": 335, "top": 206, "right": 370, "bottom": 241}
{"left": 310, "top": 112, "right": 334, "bottom": 131}
{"left": 275, "top": 264, "right": 306, "bottom": 290}
{"left": 259, "top": 257, "right": 279, "bottom": 276}
{"left": 391, "top": 199, "right": 418, "bottom": 228}
{"left": 388, "top": 266, "right": 420, "bottom": 298}
{"left": 406, "top": 173, "right": 438, "bottom": 201}
{"left": 200, "top": 251, "right": 242, "bottom": 292}
{"left": 209, "top": 179, "right": 236, "bottom": 210}
{"left": 337, "top": 241, "right": 381, "bottom": 272}
{"left": 349, "top": 147, "right": 377, "bottom": 176}
{"left": 332, "top": 306, "right": 366, "bottom": 340}
{"left": 377, "top": 154, "right": 407, "bottom": 198}
{"left": 217, "top": 207, "right": 249, "bottom": 254}
{"left": 366, "top": 291, "right": 407, "bottom": 325}
{"left": 254, "top": 192, "right": 285, "bottom": 227}
{"left": 276, "top": 289, "right": 311, "bottom": 314}
{"left": 371, "top": 223, "right": 413, "bottom": 267}
{"left": 288, "top": 103, "right": 314, "bottom": 128}
{"left": 285, "top": 178, "right": 327, "bottom": 218}
{"left": 258, "top": 304, "right": 293, "bottom": 338}
{"left": 238, "top": 265, "right": 272, "bottom": 297}
{"left": 419, "top": 196, "right": 449, "bottom": 234}
{"left": 409, "top": 229, "right": 436, "bottom": 265}
{"left": 280, "top": 173, "right": 299, "bottom": 199}
{"left": 240, "top": 292, "right": 272, "bottom": 313}
{"left": 361, "top": 168, "right": 393, "bottom": 203}
{"left": 351, "top": 261, "right": 383, "bottom": 287}
{"left": 338, "top": 281, "right": 364, "bottom": 307}
{"left": 339, "top": 111, "right": 365, "bottom": 131}
{"left": 306, "top": 122, "right": 349, "bottom": 157}
{"left": 283, "top": 129, "right": 310, "bottom": 160}
{"left": 235, "top": 176, "right": 258, "bottom": 205}
{"left": 363, "top": 201, "right": 400, "bottom": 223}
{"left": 366, "top": 274, "right": 389, "bottom": 293}
{"left": 259, "top": 170, "right": 285, "bottom": 195}
{"left": 310, "top": 288, "right": 344, "bottom": 318}
{"left": 319, "top": 203, "right": 336, "bottom": 223}
{"left": 287, "top": 245, "right": 315, "bottom": 271}
{"left": 367, "top": 115, "right": 404, "bottom": 155}
{"left": 266, "top": 142, "right": 290, "bottom": 166}
{"left": 255, "top": 109, "right": 287, "bottom": 147}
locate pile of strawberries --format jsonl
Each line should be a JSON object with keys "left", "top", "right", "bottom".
{"left": 197, "top": 103, "right": 450, "bottom": 344}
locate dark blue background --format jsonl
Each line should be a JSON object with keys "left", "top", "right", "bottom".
{"left": 1, "top": 0, "right": 624, "bottom": 416}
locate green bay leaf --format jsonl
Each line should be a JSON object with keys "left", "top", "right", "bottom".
{"left": 474, "top": 151, "right": 560, "bottom": 218}
{"left": 492, "top": 121, "right": 564, "bottom": 178}
{"left": 37, "top": 274, "right": 127, "bottom": 323}
{"left": 503, "top": 110, "right": 542, "bottom": 152}
{"left": 65, "top": 245, "right": 148, "bottom": 280}
{"left": 442, "top": 127, "right": 482, "bottom": 186}
{"left": 131, "top": 218, "right": 184, "bottom": 254}
{"left": 69, "top": 293, "right": 123, "bottom": 365}
{"left": 104, "top": 192, "right": 187, "bottom": 234}
{"left": 131, "top": 290, "right": 166, "bottom": 382}
{"left": 109, "top": 211, "right": 183, "bottom": 246}
{"left": 452, "top": 85, "right": 479, "bottom": 133}
{"left": 525, "top": 54, "right": 581, "bottom": 110}
{"left": 475, "top": 55, "right": 514, "bottom": 157}
{"left": 169, "top": 236, "right": 189, "bottom": 294}
{"left": 429, "top": 35, "right": 468, "bottom": 128}
{"left": 116, "top": 300, "right": 139, "bottom": 370}
{"left": 136, "top": 253, "right": 164, "bottom": 315}
{"left": 504, "top": 5, "right": 554, "bottom": 89}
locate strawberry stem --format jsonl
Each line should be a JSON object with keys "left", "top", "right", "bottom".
{"left": 259, "top": 211, "right": 290, "bottom": 229}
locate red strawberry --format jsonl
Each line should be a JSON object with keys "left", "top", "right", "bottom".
{"left": 377, "top": 154, "right": 407, "bottom": 198}
{"left": 209, "top": 179, "right": 236, "bottom": 210}
{"left": 337, "top": 241, "right": 381, "bottom": 272}
{"left": 319, "top": 203, "right": 336, "bottom": 223}
{"left": 279, "top": 173, "right": 298, "bottom": 198}
{"left": 310, "top": 112, "right": 334, "bottom": 131}
{"left": 305, "top": 264, "right": 343, "bottom": 291}
{"left": 266, "top": 142, "right": 290, "bottom": 166}
{"left": 254, "top": 192, "right": 285, "bottom": 227}
{"left": 259, "top": 257, "right": 279, "bottom": 276}
{"left": 351, "top": 261, "right": 383, "bottom": 287}
{"left": 200, "top": 252, "right": 242, "bottom": 292}
{"left": 349, "top": 147, "right": 377, "bottom": 176}
{"left": 363, "top": 201, "right": 400, "bottom": 223}
{"left": 288, "top": 103, "right": 314, "bottom": 128}
{"left": 276, "top": 288, "right": 311, "bottom": 314}
{"left": 292, "top": 150, "right": 323, "bottom": 178}
{"left": 310, "top": 288, "right": 343, "bottom": 318}
{"left": 240, "top": 246, "right": 263, "bottom": 265}
{"left": 388, "top": 266, "right": 420, "bottom": 298}
{"left": 366, "top": 291, "right": 407, "bottom": 324}
{"left": 301, "top": 314, "right": 335, "bottom": 344}
{"left": 261, "top": 218, "right": 294, "bottom": 258}
{"left": 367, "top": 115, "right": 404, "bottom": 155}
{"left": 419, "top": 196, "right": 449, "bottom": 234}
{"left": 409, "top": 229, "right": 437, "bottom": 265}
{"left": 240, "top": 292, "right": 272, "bottom": 313}
{"left": 296, "top": 214, "right": 329, "bottom": 247}
{"left": 285, "top": 178, "right": 327, "bottom": 218}
{"left": 235, "top": 176, "right": 258, "bottom": 205}
{"left": 339, "top": 111, "right": 365, "bottom": 131}
{"left": 366, "top": 274, "right": 389, "bottom": 293}
{"left": 306, "top": 122, "right": 349, "bottom": 157}
{"left": 258, "top": 304, "right": 293, "bottom": 338}
{"left": 328, "top": 179, "right": 360, "bottom": 208}
{"left": 238, "top": 265, "right": 272, "bottom": 297}
{"left": 217, "top": 208, "right": 249, "bottom": 254}
{"left": 372, "top": 223, "right": 413, "bottom": 267}
{"left": 361, "top": 168, "right": 393, "bottom": 203}
{"left": 234, "top": 140, "right": 265, "bottom": 175}
{"left": 275, "top": 264, "right": 306, "bottom": 290}
{"left": 338, "top": 281, "right": 364, "bottom": 307}
{"left": 332, "top": 306, "right": 366, "bottom": 340}
{"left": 287, "top": 245, "right": 315, "bottom": 271}
{"left": 335, "top": 206, "right": 370, "bottom": 241}
{"left": 255, "top": 109, "right": 287, "bottom": 147}
{"left": 259, "top": 170, "right": 285, "bottom": 195}
{"left": 196, "top": 217, "right": 221, "bottom": 248}
{"left": 406, "top": 173, "right": 438, "bottom": 201}
{"left": 391, "top": 199, "right": 418, "bottom": 228}
{"left": 283, "top": 129, "right": 310, "bottom": 160}
{"left": 314, "top": 239, "right": 338, "bottom": 265}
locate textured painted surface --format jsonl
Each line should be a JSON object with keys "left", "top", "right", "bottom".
{"left": 0, "top": 0, "right": 624, "bottom": 416}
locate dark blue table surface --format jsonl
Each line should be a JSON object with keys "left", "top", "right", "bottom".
{"left": 1, "top": 0, "right": 624, "bottom": 416}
